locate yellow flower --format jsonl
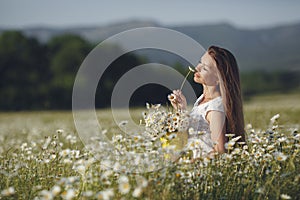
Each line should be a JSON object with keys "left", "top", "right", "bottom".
{"left": 160, "top": 137, "right": 170, "bottom": 148}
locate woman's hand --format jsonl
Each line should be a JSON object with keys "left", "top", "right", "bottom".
{"left": 168, "top": 90, "right": 187, "bottom": 111}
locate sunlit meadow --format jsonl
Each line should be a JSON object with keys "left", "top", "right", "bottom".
{"left": 0, "top": 93, "right": 299, "bottom": 200}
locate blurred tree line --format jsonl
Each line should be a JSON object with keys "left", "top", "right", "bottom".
{"left": 0, "top": 31, "right": 299, "bottom": 110}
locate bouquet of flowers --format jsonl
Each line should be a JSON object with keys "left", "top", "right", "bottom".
{"left": 142, "top": 103, "right": 189, "bottom": 150}
{"left": 142, "top": 66, "right": 195, "bottom": 160}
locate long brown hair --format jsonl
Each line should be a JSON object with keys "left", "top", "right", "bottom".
{"left": 208, "top": 46, "right": 245, "bottom": 142}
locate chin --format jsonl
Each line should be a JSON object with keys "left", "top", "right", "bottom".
{"left": 193, "top": 77, "right": 202, "bottom": 84}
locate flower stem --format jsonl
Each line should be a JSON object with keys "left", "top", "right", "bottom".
{"left": 179, "top": 70, "right": 191, "bottom": 91}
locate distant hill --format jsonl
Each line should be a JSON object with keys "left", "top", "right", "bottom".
{"left": 1, "top": 20, "right": 300, "bottom": 71}
{"left": 173, "top": 23, "right": 300, "bottom": 71}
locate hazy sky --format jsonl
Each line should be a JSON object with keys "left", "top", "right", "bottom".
{"left": 0, "top": 0, "right": 300, "bottom": 29}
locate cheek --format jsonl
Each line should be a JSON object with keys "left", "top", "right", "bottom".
{"left": 206, "top": 75, "right": 219, "bottom": 85}
{"left": 210, "top": 75, "right": 218, "bottom": 82}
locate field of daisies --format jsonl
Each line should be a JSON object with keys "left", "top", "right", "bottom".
{"left": 0, "top": 93, "right": 299, "bottom": 200}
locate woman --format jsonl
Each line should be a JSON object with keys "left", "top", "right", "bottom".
{"left": 169, "top": 46, "right": 245, "bottom": 157}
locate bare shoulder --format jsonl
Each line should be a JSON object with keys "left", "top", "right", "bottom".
{"left": 206, "top": 110, "right": 225, "bottom": 124}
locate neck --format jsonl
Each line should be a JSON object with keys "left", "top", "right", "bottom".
{"left": 203, "top": 85, "right": 221, "bottom": 99}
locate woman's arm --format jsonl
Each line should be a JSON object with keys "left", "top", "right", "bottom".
{"left": 206, "top": 110, "right": 226, "bottom": 153}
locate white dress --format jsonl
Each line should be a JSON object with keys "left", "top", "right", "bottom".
{"left": 186, "top": 94, "right": 225, "bottom": 158}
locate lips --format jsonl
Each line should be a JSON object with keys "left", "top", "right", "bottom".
{"left": 194, "top": 72, "right": 201, "bottom": 78}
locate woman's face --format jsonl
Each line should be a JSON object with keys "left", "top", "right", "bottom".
{"left": 194, "top": 52, "right": 219, "bottom": 86}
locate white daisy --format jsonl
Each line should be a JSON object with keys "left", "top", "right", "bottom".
{"left": 280, "top": 194, "right": 291, "bottom": 199}
{"left": 118, "top": 175, "right": 130, "bottom": 194}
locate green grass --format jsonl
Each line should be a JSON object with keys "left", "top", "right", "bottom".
{"left": 243, "top": 93, "right": 300, "bottom": 129}
{"left": 0, "top": 93, "right": 299, "bottom": 199}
